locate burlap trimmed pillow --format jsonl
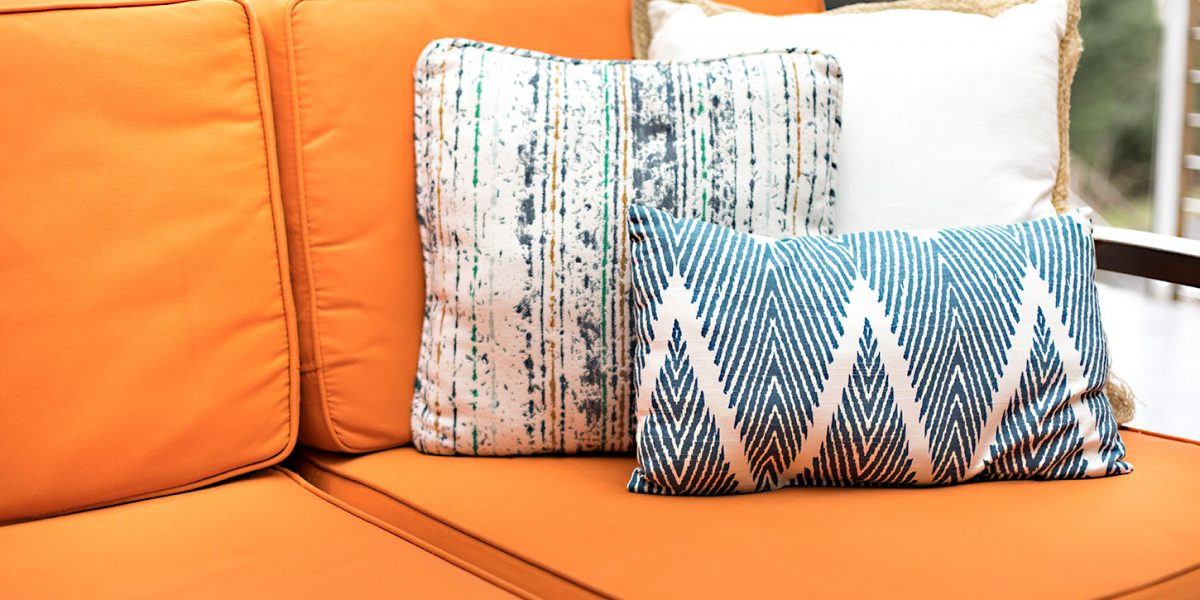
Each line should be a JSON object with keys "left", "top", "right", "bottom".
{"left": 636, "top": 0, "right": 1079, "bottom": 215}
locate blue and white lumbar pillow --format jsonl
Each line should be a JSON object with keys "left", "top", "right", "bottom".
{"left": 627, "top": 204, "right": 1131, "bottom": 494}
{"left": 412, "top": 39, "right": 842, "bottom": 455}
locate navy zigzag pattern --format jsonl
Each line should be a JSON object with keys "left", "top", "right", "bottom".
{"left": 629, "top": 322, "right": 737, "bottom": 495}
{"left": 646, "top": 205, "right": 854, "bottom": 490}
{"left": 628, "top": 205, "right": 1132, "bottom": 494}
{"left": 980, "top": 309, "right": 1085, "bottom": 480}
{"left": 795, "top": 322, "right": 915, "bottom": 486}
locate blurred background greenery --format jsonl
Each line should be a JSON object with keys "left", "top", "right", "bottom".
{"left": 1070, "top": 0, "right": 1162, "bottom": 230}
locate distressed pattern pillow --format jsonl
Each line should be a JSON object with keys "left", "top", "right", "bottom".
{"left": 627, "top": 204, "right": 1131, "bottom": 494}
{"left": 413, "top": 39, "right": 842, "bottom": 455}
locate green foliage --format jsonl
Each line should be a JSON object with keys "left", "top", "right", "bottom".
{"left": 1070, "top": 0, "right": 1162, "bottom": 197}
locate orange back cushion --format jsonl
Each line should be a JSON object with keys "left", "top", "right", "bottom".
{"left": 0, "top": 0, "right": 297, "bottom": 523}
{"left": 726, "top": 0, "right": 829, "bottom": 15}
{"left": 250, "top": 0, "right": 637, "bottom": 452}
{"left": 250, "top": 0, "right": 824, "bottom": 452}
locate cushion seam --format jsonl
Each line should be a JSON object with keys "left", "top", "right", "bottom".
{"left": 1119, "top": 426, "right": 1200, "bottom": 447}
{"left": 285, "top": 0, "right": 360, "bottom": 452}
{"left": 296, "top": 456, "right": 612, "bottom": 599}
{"left": 0, "top": 0, "right": 197, "bottom": 15}
{"left": 1101, "top": 560, "right": 1200, "bottom": 599}
{"left": 236, "top": 0, "right": 298, "bottom": 478}
{"left": 272, "top": 466, "right": 532, "bottom": 598}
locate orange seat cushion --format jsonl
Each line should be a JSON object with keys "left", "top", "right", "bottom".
{"left": 0, "top": 468, "right": 512, "bottom": 598}
{"left": 294, "top": 430, "right": 1200, "bottom": 598}
{"left": 0, "top": 0, "right": 297, "bottom": 523}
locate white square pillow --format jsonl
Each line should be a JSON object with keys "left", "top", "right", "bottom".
{"left": 648, "top": 0, "right": 1069, "bottom": 233}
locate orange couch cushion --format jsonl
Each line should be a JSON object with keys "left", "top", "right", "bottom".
{"left": 0, "top": 0, "right": 296, "bottom": 523}
{"left": 248, "top": 0, "right": 641, "bottom": 453}
{"left": 294, "top": 430, "right": 1200, "bottom": 598}
{"left": 0, "top": 468, "right": 513, "bottom": 598}
{"left": 726, "top": 0, "right": 827, "bottom": 14}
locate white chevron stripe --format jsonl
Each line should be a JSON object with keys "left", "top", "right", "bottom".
{"left": 962, "top": 267, "right": 1107, "bottom": 478}
{"left": 845, "top": 282, "right": 936, "bottom": 483}
{"left": 637, "top": 265, "right": 1109, "bottom": 490}
{"left": 638, "top": 272, "right": 754, "bottom": 489}
{"left": 774, "top": 270, "right": 1104, "bottom": 486}
{"left": 778, "top": 279, "right": 935, "bottom": 484}
{"left": 961, "top": 268, "right": 1045, "bottom": 479}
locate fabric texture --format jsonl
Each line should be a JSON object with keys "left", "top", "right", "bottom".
{"left": 294, "top": 430, "right": 1200, "bottom": 599}
{"left": 413, "top": 39, "right": 842, "bottom": 454}
{"left": 647, "top": 0, "right": 1071, "bottom": 228}
{"left": 627, "top": 204, "right": 1130, "bottom": 494}
{"left": 0, "top": 0, "right": 297, "bottom": 524}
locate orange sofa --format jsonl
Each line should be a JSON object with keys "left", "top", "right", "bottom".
{"left": 1, "top": 0, "right": 1198, "bottom": 597}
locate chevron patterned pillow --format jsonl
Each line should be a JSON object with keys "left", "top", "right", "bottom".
{"left": 627, "top": 204, "right": 1131, "bottom": 494}
{"left": 412, "top": 39, "right": 843, "bottom": 455}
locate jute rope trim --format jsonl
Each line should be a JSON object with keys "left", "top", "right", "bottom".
{"left": 630, "top": 0, "right": 1135, "bottom": 422}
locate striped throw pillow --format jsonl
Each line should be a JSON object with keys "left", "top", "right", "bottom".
{"left": 412, "top": 39, "right": 842, "bottom": 454}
